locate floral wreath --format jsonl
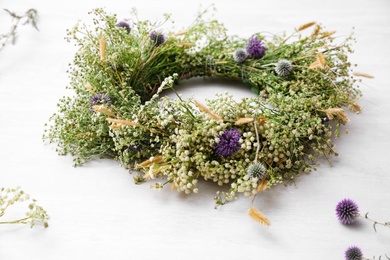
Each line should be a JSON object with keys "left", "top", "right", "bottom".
{"left": 44, "top": 8, "right": 371, "bottom": 225}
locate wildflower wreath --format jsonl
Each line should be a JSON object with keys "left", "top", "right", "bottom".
{"left": 44, "top": 8, "right": 369, "bottom": 222}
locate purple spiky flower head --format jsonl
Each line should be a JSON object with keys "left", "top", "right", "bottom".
{"left": 247, "top": 36, "right": 266, "bottom": 59}
{"left": 149, "top": 31, "right": 166, "bottom": 46}
{"left": 345, "top": 246, "right": 363, "bottom": 260}
{"left": 215, "top": 128, "right": 241, "bottom": 156}
{"left": 116, "top": 21, "right": 131, "bottom": 33}
{"left": 90, "top": 94, "right": 111, "bottom": 112}
{"left": 336, "top": 198, "right": 360, "bottom": 225}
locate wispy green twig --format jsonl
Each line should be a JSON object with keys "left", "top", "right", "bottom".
{"left": 0, "top": 187, "right": 49, "bottom": 228}
{"left": 0, "top": 8, "right": 38, "bottom": 52}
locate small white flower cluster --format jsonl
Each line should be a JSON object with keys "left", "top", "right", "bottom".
{"left": 107, "top": 82, "right": 341, "bottom": 205}
{"left": 233, "top": 175, "right": 259, "bottom": 196}
{"left": 136, "top": 93, "right": 267, "bottom": 200}
{"left": 0, "top": 187, "right": 49, "bottom": 228}
{"left": 144, "top": 74, "right": 177, "bottom": 106}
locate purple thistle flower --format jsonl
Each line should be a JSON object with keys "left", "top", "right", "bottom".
{"left": 116, "top": 21, "right": 131, "bottom": 33}
{"left": 345, "top": 246, "right": 363, "bottom": 260}
{"left": 90, "top": 94, "right": 111, "bottom": 112}
{"left": 336, "top": 198, "right": 360, "bottom": 225}
{"left": 247, "top": 36, "right": 266, "bottom": 59}
{"left": 215, "top": 129, "right": 241, "bottom": 156}
{"left": 149, "top": 31, "right": 166, "bottom": 46}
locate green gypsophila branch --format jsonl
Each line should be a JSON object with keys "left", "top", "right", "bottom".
{"left": 0, "top": 187, "right": 49, "bottom": 228}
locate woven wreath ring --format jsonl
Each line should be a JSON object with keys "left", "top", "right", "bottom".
{"left": 44, "top": 8, "right": 367, "bottom": 210}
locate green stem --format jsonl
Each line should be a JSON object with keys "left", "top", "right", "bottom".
{"left": 169, "top": 86, "right": 197, "bottom": 121}
{"left": 359, "top": 213, "right": 390, "bottom": 232}
{"left": 253, "top": 121, "right": 260, "bottom": 164}
{"left": 0, "top": 217, "right": 29, "bottom": 225}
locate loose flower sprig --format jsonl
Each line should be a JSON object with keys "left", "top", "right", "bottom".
{"left": 336, "top": 198, "right": 390, "bottom": 232}
{"left": 0, "top": 187, "right": 49, "bottom": 228}
{"left": 344, "top": 246, "right": 389, "bottom": 260}
{"left": 345, "top": 246, "right": 364, "bottom": 260}
{"left": 44, "top": 8, "right": 371, "bottom": 224}
{"left": 0, "top": 8, "right": 38, "bottom": 53}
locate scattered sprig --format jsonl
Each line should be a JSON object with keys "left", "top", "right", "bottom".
{"left": 0, "top": 8, "right": 38, "bottom": 52}
{"left": 344, "top": 246, "right": 389, "bottom": 260}
{"left": 336, "top": 198, "right": 390, "bottom": 232}
{"left": 0, "top": 187, "right": 49, "bottom": 228}
{"left": 345, "top": 246, "right": 364, "bottom": 260}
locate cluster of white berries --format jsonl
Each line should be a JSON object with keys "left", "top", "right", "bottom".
{"left": 140, "top": 94, "right": 267, "bottom": 198}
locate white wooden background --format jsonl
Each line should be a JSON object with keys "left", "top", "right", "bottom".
{"left": 1, "top": 0, "right": 389, "bottom": 259}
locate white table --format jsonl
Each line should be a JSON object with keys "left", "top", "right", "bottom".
{"left": 1, "top": 0, "right": 389, "bottom": 259}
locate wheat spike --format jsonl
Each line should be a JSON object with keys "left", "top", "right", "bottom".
{"left": 92, "top": 105, "right": 114, "bottom": 116}
{"left": 177, "top": 42, "right": 194, "bottom": 47}
{"left": 175, "top": 30, "right": 188, "bottom": 36}
{"left": 311, "top": 24, "right": 321, "bottom": 36}
{"left": 308, "top": 60, "right": 320, "bottom": 70}
{"left": 297, "top": 21, "right": 316, "bottom": 31}
{"left": 317, "top": 53, "right": 327, "bottom": 67}
{"left": 194, "top": 100, "right": 223, "bottom": 121}
{"left": 323, "top": 108, "right": 349, "bottom": 123}
{"left": 99, "top": 37, "right": 106, "bottom": 61}
{"left": 320, "top": 31, "right": 336, "bottom": 39}
{"left": 138, "top": 155, "right": 164, "bottom": 168}
{"left": 109, "top": 124, "right": 122, "bottom": 130}
{"left": 257, "top": 179, "right": 268, "bottom": 192}
{"left": 353, "top": 72, "right": 374, "bottom": 78}
{"left": 106, "top": 118, "right": 139, "bottom": 127}
{"left": 235, "top": 117, "right": 254, "bottom": 126}
{"left": 248, "top": 207, "right": 271, "bottom": 226}
{"left": 324, "top": 108, "right": 343, "bottom": 119}
{"left": 350, "top": 103, "right": 362, "bottom": 113}
{"left": 336, "top": 110, "right": 349, "bottom": 123}
{"left": 85, "top": 82, "right": 95, "bottom": 92}
{"left": 107, "top": 118, "right": 163, "bottom": 134}
{"left": 308, "top": 53, "right": 327, "bottom": 70}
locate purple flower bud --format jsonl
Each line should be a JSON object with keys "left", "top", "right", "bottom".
{"left": 149, "top": 31, "right": 166, "bottom": 46}
{"left": 215, "top": 129, "right": 241, "bottom": 156}
{"left": 116, "top": 21, "right": 131, "bottom": 33}
{"left": 90, "top": 94, "right": 111, "bottom": 112}
{"left": 336, "top": 198, "right": 360, "bottom": 225}
{"left": 247, "top": 36, "right": 266, "bottom": 59}
{"left": 345, "top": 246, "right": 363, "bottom": 260}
